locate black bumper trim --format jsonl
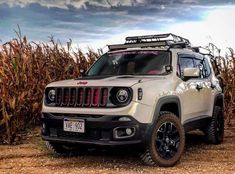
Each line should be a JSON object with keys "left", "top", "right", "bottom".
{"left": 41, "top": 113, "right": 150, "bottom": 146}
{"left": 42, "top": 135, "right": 141, "bottom": 146}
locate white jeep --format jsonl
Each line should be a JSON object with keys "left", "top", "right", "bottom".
{"left": 41, "top": 33, "right": 224, "bottom": 167}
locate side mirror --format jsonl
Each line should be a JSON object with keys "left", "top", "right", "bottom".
{"left": 183, "top": 68, "right": 200, "bottom": 78}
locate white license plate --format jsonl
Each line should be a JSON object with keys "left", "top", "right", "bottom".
{"left": 63, "top": 119, "right": 85, "bottom": 133}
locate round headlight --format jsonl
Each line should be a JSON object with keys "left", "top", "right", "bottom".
{"left": 110, "top": 87, "right": 132, "bottom": 106}
{"left": 116, "top": 89, "right": 129, "bottom": 103}
{"left": 48, "top": 89, "right": 56, "bottom": 101}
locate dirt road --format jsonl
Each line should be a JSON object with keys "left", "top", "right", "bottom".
{"left": 0, "top": 121, "right": 235, "bottom": 174}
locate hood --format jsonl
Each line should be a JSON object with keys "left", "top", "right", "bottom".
{"left": 46, "top": 75, "right": 166, "bottom": 88}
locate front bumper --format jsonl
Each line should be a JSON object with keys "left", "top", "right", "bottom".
{"left": 41, "top": 113, "right": 149, "bottom": 146}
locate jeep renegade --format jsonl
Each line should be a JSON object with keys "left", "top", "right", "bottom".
{"left": 41, "top": 33, "right": 224, "bottom": 167}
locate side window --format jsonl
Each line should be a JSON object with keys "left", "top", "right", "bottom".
{"left": 203, "top": 58, "right": 211, "bottom": 77}
{"left": 194, "top": 58, "right": 205, "bottom": 78}
{"left": 178, "top": 56, "right": 194, "bottom": 78}
{"left": 194, "top": 57, "right": 211, "bottom": 78}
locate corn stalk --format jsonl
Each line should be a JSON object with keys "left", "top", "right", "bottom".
{"left": 0, "top": 34, "right": 98, "bottom": 144}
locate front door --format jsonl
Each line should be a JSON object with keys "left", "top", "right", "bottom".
{"left": 176, "top": 54, "right": 206, "bottom": 123}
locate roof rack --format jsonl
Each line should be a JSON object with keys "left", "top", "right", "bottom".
{"left": 108, "top": 33, "right": 191, "bottom": 51}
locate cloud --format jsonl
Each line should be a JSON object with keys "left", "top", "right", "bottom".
{"left": 166, "top": 6, "right": 235, "bottom": 52}
{"left": 0, "top": 0, "right": 235, "bottom": 9}
{"left": 0, "top": 0, "right": 234, "bottom": 53}
{"left": 0, "top": 0, "right": 145, "bottom": 9}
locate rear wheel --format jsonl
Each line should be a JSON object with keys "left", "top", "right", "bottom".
{"left": 140, "top": 112, "right": 185, "bottom": 167}
{"left": 205, "top": 106, "right": 224, "bottom": 144}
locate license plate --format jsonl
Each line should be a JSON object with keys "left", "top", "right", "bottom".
{"left": 63, "top": 119, "right": 85, "bottom": 133}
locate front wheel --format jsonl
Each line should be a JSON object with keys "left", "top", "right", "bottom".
{"left": 140, "top": 112, "right": 185, "bottom": 167}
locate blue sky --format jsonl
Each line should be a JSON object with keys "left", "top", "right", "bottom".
{"left": 0, "top": 0, "right": 235, "bottom": 53}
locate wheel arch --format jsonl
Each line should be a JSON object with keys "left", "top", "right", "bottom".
{"left": 213, "top": 93, "right": 224, "bottom": 109}
{"left": 152, "top": 95, "right": 181, "bottom": 124}
{"left": 143, "top": 95, "right": 182, "bottom": 147}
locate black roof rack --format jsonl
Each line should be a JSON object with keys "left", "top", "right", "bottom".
{"left": 108, "top": 33, "right": 191, "bottom": 51}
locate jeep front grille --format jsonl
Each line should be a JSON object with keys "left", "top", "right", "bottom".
{"left": 53, "top": 87, "right": 109, "bottom": 108}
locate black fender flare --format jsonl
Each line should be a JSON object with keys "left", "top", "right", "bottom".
{"left": 152, "top": 95, "right": 181, "bottom": 124}
{"left": 142, "top": 96, "right": 181, "bottom": 146}
{"left": 213, "top": 93, "right": 224, "bottom": 110}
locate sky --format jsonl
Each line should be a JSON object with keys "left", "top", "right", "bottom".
{"left": 0, "top": 0, "right": 235, "bottom": 54}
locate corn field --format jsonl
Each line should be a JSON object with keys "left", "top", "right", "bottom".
{"left": 0, "top": 35, "right": 98, "bottom": 144}
{"left": 0, "top": 35, "right": 234, "bottom": 144}
{"left": 216, "top": 48, "right": 235, "bottom": 126}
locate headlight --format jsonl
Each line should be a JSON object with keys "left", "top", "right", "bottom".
{"left": 48, "top": 89, "right": 56, "bottom": 101}
{"left": 110, "top": 87, "right": 132, "bottom": 106}
{"left": 116, "top": 89, "right": 129, "bottom": 103}
{"left": 45, "top": 88, "right": 56, "bottom": 104}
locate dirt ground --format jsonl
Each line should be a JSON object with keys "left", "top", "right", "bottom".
{"left": 0, "top": 119, "right": 235, "bottom": 174}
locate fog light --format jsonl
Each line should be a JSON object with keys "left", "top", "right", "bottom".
{"left": 118, "top": 117, "right": 131, "bottom": 122}
{"left": 126, "top": 128, "right": 132, "bottom": 135}
{"left": 113, "top": 127, "right": 136, "bottom": 139}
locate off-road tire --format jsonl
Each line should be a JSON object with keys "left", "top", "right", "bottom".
{"left": 205, "top": 106, "right": 224, "bottom": 144}
{"left": 140, "top": 112, "right": 185, "bottom": 167}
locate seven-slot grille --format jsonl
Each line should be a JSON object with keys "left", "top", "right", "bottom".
{"left": 54, "top": 87, "right": 109, "bottom": 107}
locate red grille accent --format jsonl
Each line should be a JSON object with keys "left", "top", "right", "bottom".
{"left": 100, "top": 88, "right": 108, "bottom": 106}
{"left": 84, "top": 88, "right": 92, "bottom": 106}
{"left": 63, "top": 88, "right": 69, "bottom": 106}
{"left": 55, "top": 87, "right": 108, "bottom": 107}
{"left": 92, "top": 88, "right": 100, "bottom": 107}
{"left": 70, "top": 88, "right": 76, "bottom": 106}
{"left": 56, "top": 88, "right": 62, "bottom": 105}
{"left": 77, "top": 88, "right": 84, "bottom": 106}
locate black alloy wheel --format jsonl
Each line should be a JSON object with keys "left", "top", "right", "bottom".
{"left": 156, "top": 122, "right": 180, "bottom": 160}
{"left": 140, "top": 112, "right": 185, "bottom": 167}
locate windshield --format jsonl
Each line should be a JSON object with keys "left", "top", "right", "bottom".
{"left": 87, "top": 50, "right": 171, "bottom": 76}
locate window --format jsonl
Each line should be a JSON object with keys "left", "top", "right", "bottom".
{"left": 194, "top": 58, "right": 205, "bottom": 78}
{"left": 203, "top": 58, "right": 211, "bottom": 77}
{"left": 178, "top": 56, "right": 194, "bottom": 78}
{"left": 178, "top": 54, "right": 211, "bottom": 79}
{"left": 87, "top": 51, "right": 171, "bottom": 76}
{"left": 194, "top": 57, "right": 211, "bottom": 78}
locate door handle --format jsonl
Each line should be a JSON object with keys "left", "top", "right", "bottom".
{"left": 196, "top": 84, "right": 203, "bottom": 91}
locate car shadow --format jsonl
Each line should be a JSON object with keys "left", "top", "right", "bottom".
{"left": 185, "top": 130, "right": 206, "bottom": 148}
{"left": 57, "top": 130, "right": 207, "bottom": 161}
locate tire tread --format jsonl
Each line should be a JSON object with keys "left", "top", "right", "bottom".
{"left": 205, "top": 106, "right": 224, "bottom": 144}
{"left": 140, "top": 111, "right": 185, "bottom": 167}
